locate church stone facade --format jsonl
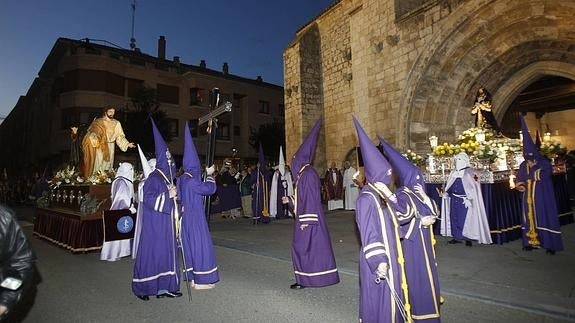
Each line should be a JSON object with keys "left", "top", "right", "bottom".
{"left": 284, "top": 0, "right": 575, "bottom": 172}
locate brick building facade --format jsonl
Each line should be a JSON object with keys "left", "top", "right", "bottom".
{"left": 0, "top": 37, "right": 284, "bottom": 174}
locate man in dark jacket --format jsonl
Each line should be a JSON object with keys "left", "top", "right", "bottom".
{"left": 0, "top": 205, "right": 35, "bottom": 321}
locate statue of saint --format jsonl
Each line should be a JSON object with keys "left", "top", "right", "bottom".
{"left": 81, "top": 107, "right": 135, "bottom": 178}
{"left": 471, "top": 87, "right": 500, "bottom": 132}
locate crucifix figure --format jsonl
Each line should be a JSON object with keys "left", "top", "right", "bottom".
{"left": 198, "top": 88, "right": 232, "bottom": 224}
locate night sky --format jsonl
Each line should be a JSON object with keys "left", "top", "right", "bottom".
{"left": 0, "top": 0, "right": 334, "bottom": 118}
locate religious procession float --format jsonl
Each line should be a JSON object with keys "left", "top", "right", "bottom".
{"left": 33, "top": 167, "right": 120, "bottom": 253}
{"left": 400, "top": 126, "right": 573, "bottom": 244}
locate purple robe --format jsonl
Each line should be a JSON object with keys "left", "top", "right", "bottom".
{"left": 356, "top": 185, "right": 408, "bottom": 323}
{"left": 289, "top": 164, "right": 339, "bottom": 287}
{"left": 445, "top": 178, "right": 469, "bottom": 241}
{"left": 250, "top": 168, "right": 271, "bottom": 223}
{"left": 177, "top": 172, "right": 219, "bottom": 284}
{"left": 516, "top": 159, "right": 564, "bottom": 251}
{"left": 132, "top": 169, "right": 179, "bottom": 296}
{"left": 395, "top": 188, "right": 441, "bottom": 322}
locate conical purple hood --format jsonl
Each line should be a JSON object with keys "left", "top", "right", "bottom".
{"left": 353, "top": 117, "right": 392, "bottom": 185}
{"left": 291, "top": 119, "right": 321, "bottom": 181}
{"left": 183, "top": 121, "right": 201, "bottom": 177}
{"left": 151, "top": 118, "right": 173, "bottom": 176}
{"left": 521, "top": 115, "right": 540, "bottom": 161}
{"left": 378, "top": 135, "right": 423, "bottom": 188}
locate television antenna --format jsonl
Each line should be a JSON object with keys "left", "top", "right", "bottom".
{"left": 130, "top": 0, "right": 137, "bottom": 50}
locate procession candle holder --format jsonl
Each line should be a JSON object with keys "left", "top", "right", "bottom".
{"left": 69, "top": 191, "right": 76, "bottom": 204}
{"left": 62, "top": 190, "right": 68, "bottom": 203}
{"left": 56, "top": 190, "right": 61, "bottom": 203}
{"left": 77, "top": 191, "right": 83, "bottom": 205}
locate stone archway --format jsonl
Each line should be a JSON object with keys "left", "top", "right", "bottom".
{"left": 493, "top": 61, "right": 575, "bottom": 121}
{"left": 399, "top": 0, "right": 575, "bottom": 151}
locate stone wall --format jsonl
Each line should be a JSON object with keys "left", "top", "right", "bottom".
{"left": 284, "top": 0, "right": 575, "bottom": 172}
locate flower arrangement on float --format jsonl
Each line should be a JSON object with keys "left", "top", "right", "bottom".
{"left": 86, "top": 170, "right": 115, "bottom": 185}
{"left": 457, "top": 127, "right": 495, "bottom": 144}
{"left": 49, "top": 166, "right": 83, "bottom": 188}
{"left": 472, "top": 142, "right": 498, "bottom": 162}
{"left": 539, "top": 140, "right": 566, "bottom": 159}
{"left": 402, "top": 150, "right": 426, "bottom": 167}
{"left": 49, "top": 166, "right": 116, "bottom": 187}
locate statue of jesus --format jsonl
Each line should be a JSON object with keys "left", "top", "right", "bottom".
{"left": 81, "top": 107, "right": 135, "bottom": 178}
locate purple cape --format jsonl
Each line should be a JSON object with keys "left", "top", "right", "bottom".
{"left": 356, "top": 185, "right": 408, "bottom": 323}
{"left": 516, "top": 159, "right": 563, "bottom": 251}
{"left": 177, "top": 172, "right": 218, "bottom": 284}
{"left": 291, "top": 165, "right": 339, "bottom": 287}
{"left": 132, "top": 170, "right": 179, "bottom": 296}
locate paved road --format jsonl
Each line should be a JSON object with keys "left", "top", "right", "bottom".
{"left": 8, "top": 206, "right": 575, "bottom": 322}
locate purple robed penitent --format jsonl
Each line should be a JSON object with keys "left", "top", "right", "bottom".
{"left": 516, "top": 117, "right": 563, "bottom": 252}
{"left": 251, "top": 143, "right": 272, "bottom": 223}
{"left": 379, "top": 136, "right": 441, "bottom": 322}
{"left": 132, "top": 119, "right": 179, "bottom": 297}
{"left": 354, "top": 117, "right": 409, "bottom": 323}
{"left": 177, "top": 121, "right": 219, "bottom": 285}
{"left": 289, "top": 119, "right": 339, "bottom": 287}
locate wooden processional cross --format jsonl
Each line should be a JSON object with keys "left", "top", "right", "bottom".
{"left": 198, "top": 88, "right": 232, "bottom": 224}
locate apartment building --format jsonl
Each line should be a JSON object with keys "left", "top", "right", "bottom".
{"left": 0, "top": 37, "right": 284, "bottom": 173}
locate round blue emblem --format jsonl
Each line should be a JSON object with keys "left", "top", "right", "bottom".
{"left": 117, "top": 216, "right": 134, "bottom": 233}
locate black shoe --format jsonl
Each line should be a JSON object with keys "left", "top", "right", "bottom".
{"left": 290, "top": 283, "right": 305, "bottom": 290}
{"left": 522, "top": 246, "right": 535, "bottom": 251}
{"left": 137, "top": 295, "right": 149, "bottom": 301}
{"left": 447, "top": 239, "right": 461, "bottom": 244}
{"left": 546, "top": 249, "right": 556, "bottom": 255}
{"left": 156, "top": 291, "right": 183, "bottom": 298}
{"left": 465, "top": 241, "right": 472, "bottom": 247}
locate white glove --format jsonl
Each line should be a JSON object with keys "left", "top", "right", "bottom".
{"left": 414, "top": 183, "right": 434, "bottom": 209}
{"left": 374, "top": 182, "right": 397, "bottom": 204}
{"left": 442, "top": 192, "right": 449, "bottom": 199}
{"left": 420, "top": 216, "right": 436, "bottom": 227}
{"left": 206, "top": 165, "right": 215, "bottom": 176}
{"left": 375, "top": 262, "right": 388, "bottom": 280}
{"left": 463, "top": 197, "right": 472, "bottom": 208}
{"left": 300, "top": 224, "right": 309, "bottom": 231}
{"left": 168, "top": 185, "right": 177, "bottom": 198}
{"left": 129, "top": 206, "right": 137, "bottom": 214}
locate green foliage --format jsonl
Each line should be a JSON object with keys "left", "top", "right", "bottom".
{"left": 121, "top": 87, "right": 173, "bottom": 154}
{"left": 248, "top": 119, "right": 286, "bottom": 160}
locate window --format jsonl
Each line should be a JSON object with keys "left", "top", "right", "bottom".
{"left": 216, "top": 122, "right": 230, "bottom": 140}
{"left": 188, "top": 119, "right": 199, "bottom": 137}
{"left": 278, "top": 104, "right": 285, "bottom": 117}
{"left": 61, "top": 69, "right": 124, "bottom": 96}
{"left": 234, "top": 126, "right": 241, "bottom": 137}
{"left": 259, "top": 100, "right": 270, "bottom": 114}
{"left": 157, "top": 84, "right": 179, "bottom": 105}
{"left": 167, "top": 118, "right": 179, "bottom": 138}
{"left": 190, "top": 88, "right": 204, "bottom": 106}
